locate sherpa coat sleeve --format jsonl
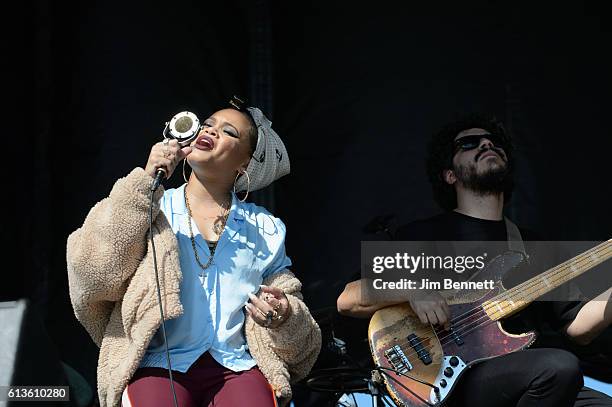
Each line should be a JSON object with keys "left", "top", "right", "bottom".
{"left": 66, "top": 168, "right": 163, "bottom": 346}
{"left": 245, "top": 270, "right": 321, "bottom": 402}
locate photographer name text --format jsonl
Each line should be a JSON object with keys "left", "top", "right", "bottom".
{"left": 371, "top": 278, "right": 495, "bottom": 290}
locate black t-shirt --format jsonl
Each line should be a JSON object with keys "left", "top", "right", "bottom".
{"left": 395, "top": 211, "right": 537, "bottom": 241}
{"left": 394, "top": 211, "right": 585, "bottom": 338}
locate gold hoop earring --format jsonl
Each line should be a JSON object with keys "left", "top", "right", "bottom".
{"left": 233, "top": 170, "right": 250, "bottom": 202}
{"left": 182, "top": 158, "right": 190, "bottom": 184}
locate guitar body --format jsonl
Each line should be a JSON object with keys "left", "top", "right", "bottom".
{"left": 368, "top": 251, "right": 537, "bottom": 406}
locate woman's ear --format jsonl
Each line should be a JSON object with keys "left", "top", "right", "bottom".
{"left": 238, "top": 156, "right": 251, "bottom": 173}
{"left": 237, "top": 164, "right": 248, "bottom": 175}
{"left": 443, "top": 169, "right": 456, "bottom": 185}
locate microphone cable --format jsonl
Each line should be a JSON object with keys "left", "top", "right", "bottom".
{"left": 148, "top": 184, "right": 179, "bottom": 407}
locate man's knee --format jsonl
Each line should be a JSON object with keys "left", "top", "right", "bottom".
{"left": 535, "top": 349, "right": 583, "bottom": 389}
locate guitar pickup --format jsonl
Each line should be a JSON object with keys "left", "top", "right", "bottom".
{"left": 450, "top": 327, "right": 464, "bottom": 346}
{"left": 384, "top": 345, "right": 413, "bottom": 374}
{"left": 407, "top": 334, "right": 432, "bottom": 365}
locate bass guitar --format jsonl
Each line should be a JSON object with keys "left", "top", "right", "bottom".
{"left": 368, "top": 240, "right": 611, "bottom": 406}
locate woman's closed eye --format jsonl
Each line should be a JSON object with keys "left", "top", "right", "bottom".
{"left": 202, "top": 118, "right": 238, "bottom": 138}
{"left": 224, "top": 128, "right": 238, "bottom": 138}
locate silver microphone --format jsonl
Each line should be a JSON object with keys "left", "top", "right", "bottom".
{"left": 151, "top": 111, "right": 202, "bottom": 191}
{"left": 163, "top": 111, "right": 202, "bottom": 146}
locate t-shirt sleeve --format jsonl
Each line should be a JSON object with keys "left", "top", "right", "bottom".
{"left": 547, "top": 299, "right": 586, "bottom": 330}
{"left": 542, "top": 272, "right": 587, "bottom": 331}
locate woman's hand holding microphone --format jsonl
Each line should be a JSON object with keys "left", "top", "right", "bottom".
{"left": 144, "top": 139, "right": 193, "bottom": 180}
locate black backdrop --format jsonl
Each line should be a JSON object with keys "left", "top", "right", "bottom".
{"left": 13, "top": 0, "right": 612, "bottom": 395}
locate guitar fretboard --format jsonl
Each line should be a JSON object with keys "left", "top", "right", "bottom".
{"left": 482, "top": 240, "right": 611, "bottom": 321}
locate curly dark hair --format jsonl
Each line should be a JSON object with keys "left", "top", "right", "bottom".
{"left": 426, "top": 113, "right": 515, "bottom": 211}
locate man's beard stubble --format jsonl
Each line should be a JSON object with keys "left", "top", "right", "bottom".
{"left": 454, "top": 158, "right": 511, "bottom": 195}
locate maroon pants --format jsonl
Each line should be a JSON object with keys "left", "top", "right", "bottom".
{"left": 122, "top": 352, "right": 277, "bottom": 407}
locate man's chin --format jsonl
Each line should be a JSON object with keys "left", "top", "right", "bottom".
{"left": 477, "top": 160, "right": 506, "bottom": 173}
{"left": 455, "top": 162, "right": 511, "bottom": 193}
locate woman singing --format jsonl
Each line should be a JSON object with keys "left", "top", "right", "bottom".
{"left": 67, "top": 100, "right": 321, "bottom": 407}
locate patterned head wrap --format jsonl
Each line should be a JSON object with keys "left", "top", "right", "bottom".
{"left": 233, "top": 106, "right": 290, "bottom": 192}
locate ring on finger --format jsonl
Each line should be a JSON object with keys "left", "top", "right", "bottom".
{"left": 269, "top": 310, "right": 283, "bottom": 321}
{"left": 163, "top": 138, "right": 170, "bottom": 145}
{"left": 264, "top": 295, "right": 280, "bottom": 308}
{"left": 264, "top": 311, "right": 273, "bottom": 327}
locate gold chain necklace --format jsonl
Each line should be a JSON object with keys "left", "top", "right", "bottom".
{"left": 184, "top": 186, "right": 231, "bottom": 272}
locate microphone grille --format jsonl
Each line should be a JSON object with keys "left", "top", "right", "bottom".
{"left": 175, "top": 116, "right": 193, "bottom": 133}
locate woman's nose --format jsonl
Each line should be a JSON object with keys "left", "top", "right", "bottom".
{"left": 204, "top": 126, "right": 219, "bottom": 137}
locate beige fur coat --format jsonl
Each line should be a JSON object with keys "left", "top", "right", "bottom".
{"left": 66, "top": 168, "right": 321, "bottom": 407}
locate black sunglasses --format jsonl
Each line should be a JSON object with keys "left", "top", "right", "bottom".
{"left": 453, "top": 134, "right": 506, "bottom": 153}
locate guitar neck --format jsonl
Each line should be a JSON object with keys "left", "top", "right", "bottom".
{"left": 483, "top": 240, "right": 611, "bottom": 321}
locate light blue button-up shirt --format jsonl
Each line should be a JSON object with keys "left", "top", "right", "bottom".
{"left": 140, "top": 184, "right": 292, "bottom": 372}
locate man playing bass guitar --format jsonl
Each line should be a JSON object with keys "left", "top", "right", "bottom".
{"left": 337, "top": 114, "right": 612, "bottom": 407}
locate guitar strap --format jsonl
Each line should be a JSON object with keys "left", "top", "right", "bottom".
{"left": 440, "top": 217, "right": 528, "bottom": 256}
{"left": 504, "top": 217, "right": 527, "bottom": 257}
{"left": 443, "top": 217, "right": 528, "bottom": 284}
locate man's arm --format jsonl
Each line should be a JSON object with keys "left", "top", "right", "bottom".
{"left": 337, "top": 279, "right": 451, "bottom": 328}
{"left": 337, "top": 279, "right": 404, "bottom": 318}
{"left": 565, "top": 286, "right": 612, "bottom": 345}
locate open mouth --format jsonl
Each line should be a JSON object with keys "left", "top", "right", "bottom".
{"left": 195, "top": 135, "right": 214, "bottom": 150}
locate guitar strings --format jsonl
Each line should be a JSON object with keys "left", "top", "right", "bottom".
{"left": 424, "top": 240, "right": 611, "bottom": 345}
{"left": 375, "top": 242, "right": 611, "bottom": 405}
{"left": 446, "top": 240, "right": 610, "bottom": 329}
{"left": 486, "top": 240, "right": 611, "bottom": 312}
{"left": 387, "top": 243, "right": 610, "bottom": 363}
{"left": 435, "top": 241, "right": 610, "bottom": 339}
{"left": 416, "top": 242, "right": 609, "bottom": 345}
{"left": 380, "top": 242, "right": 610, "bottom": 364}
{"left": 392, "top": 242, "right": 610, "bottom": 358}
{"left": 391, "top": 247, "right": 568, "bottom": 350}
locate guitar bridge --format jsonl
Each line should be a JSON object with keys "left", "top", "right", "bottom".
{"left": 384, "top": 345, "right": 413, "bottom": 374}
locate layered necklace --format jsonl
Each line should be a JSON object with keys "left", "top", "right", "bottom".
{"left": 184, "top": 186, "right": 231, "bottom": 272}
